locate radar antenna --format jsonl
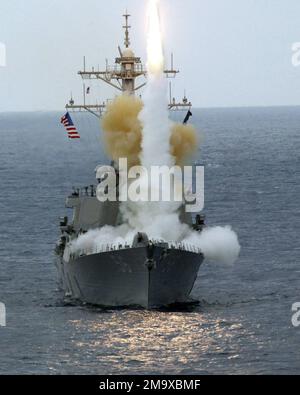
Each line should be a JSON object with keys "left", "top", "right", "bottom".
{"left": 123, "top": 12, "right": 131, "bottom": 48}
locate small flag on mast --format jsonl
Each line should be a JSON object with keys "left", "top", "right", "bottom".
{"left": 183, "top": 110, "right": 193, "bottom": 125}
{"left": 60, "top": 112, "right": 80, "bottom": 139}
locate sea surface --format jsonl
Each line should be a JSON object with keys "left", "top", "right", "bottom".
{"left": 0, "top": 107, "right": 299, "bottom": 374}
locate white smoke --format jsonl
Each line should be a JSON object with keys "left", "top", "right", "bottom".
{"left": 70, "top": 222, "right": 241, "bottom": 266}
{"left": 140, "top": 0, "right": 173, "bottom": 167}
{"left": 116, "top": 0, "right": 182, "bottom": 244}
{"left": 184, "top": 226, "right": 241, "bottom": 265}
{"left": 120, "top": 200, "right": 189, "bottom": 242}
{"left": 139, "top": 74, "right": 173, "bottom": 167}
{"left": 70, "top": 224, "right": 135, "bottom": 254}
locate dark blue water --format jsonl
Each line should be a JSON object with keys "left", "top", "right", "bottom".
{"left": 0, "top": 107, "right": 299, "bottom": 374}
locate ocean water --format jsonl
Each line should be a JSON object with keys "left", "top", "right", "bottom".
{"left": 0, "top": 107, "right": 299, "bottom": 374}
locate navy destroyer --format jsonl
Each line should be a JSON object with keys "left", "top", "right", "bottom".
{"left": 55, "top": 12, "right": 205, "bottom": 309}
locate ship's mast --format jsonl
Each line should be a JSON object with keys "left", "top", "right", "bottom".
{"left": 123, "top": 12, "right": 131, "bottom": 48}
{"left": 66, "top": 13, "right": 191, "bottom": 118}
{"left": 116, "top": 12, "right": 144, "bottom": 94}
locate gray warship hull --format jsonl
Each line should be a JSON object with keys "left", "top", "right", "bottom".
{"left": 56, "top": 245, "right": 203, "bottom": 309}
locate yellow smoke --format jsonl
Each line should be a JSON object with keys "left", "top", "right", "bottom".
{"left": 170, "top": 123, "right": 198, "bottom": 165}
{"left": 102, "top": 95, "right": 143, "bottom": 167}
{"left": 102, "top": 95, "right": 198, "bottom": 166}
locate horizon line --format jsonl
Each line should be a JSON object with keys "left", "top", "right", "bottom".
{"left": 1, "top": 104, "right": 300, "bottom": 114}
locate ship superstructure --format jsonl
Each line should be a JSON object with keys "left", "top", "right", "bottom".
{"left": 66, "top": 13, "right": 192, "bottom": 118}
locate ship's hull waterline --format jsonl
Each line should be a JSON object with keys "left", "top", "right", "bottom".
{"left": 56, "top": 245, "right": 203, "bottom": 309}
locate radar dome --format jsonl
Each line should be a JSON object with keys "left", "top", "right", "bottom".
{"left": 122, "top": 48, "right": 135, "bottom": 58}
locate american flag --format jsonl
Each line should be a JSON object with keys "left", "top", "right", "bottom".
{"left": 60, "top": 112, "right": 80, "bottom": 139}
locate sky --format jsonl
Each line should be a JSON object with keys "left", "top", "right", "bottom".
{"left": 1, "top": 0, "right": 300, "bottom": 111}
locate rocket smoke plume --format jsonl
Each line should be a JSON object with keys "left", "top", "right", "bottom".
{"left": 117, "top": 0, "right": 184, "bottom": 242}
{"left": 71, "top": 0, "right": 241, "bottom": 265}
{"left": 139, "top": 0, "right": 172, "bottom": 168}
